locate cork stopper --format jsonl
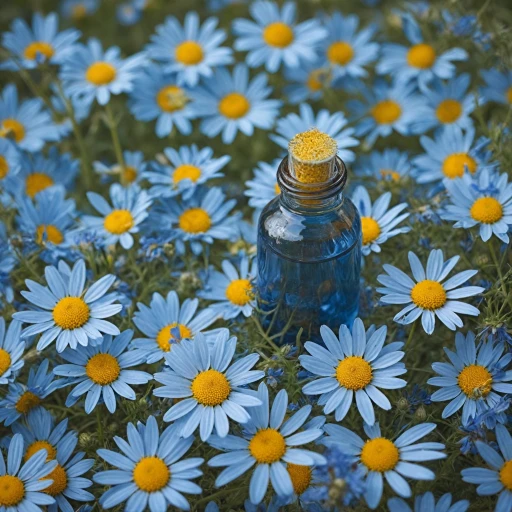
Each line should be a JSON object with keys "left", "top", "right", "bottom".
{"left": 288, "top": 128, "right": 338, "bottom": 184}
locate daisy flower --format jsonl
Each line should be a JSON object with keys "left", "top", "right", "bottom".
{"left": 13, "top": 259, "right": 122, "bottom": 352}
{"left": 94, "top": 415, "right": 203, "bottom": 510}
{"left": 82, "top": 183, "right": 152, "bottom": 249}
{"left": 480, "top": 69, "right": 512, "bottom": 105}
{"left": 1, "top": 12, "right": 80, "bottom": 70}
{"left": 300, "top": 319, "right": 406, "bottom": 425}
{"left": 377, "top": 13, "right": 467, "bottom": 89}
{"left": 145, "top": 11, "right": 233, "bottom": 87}
{"left": 61, "top": 0, "right": 99, "bottom": 20}
{"left": 60, "top": 38, "right": 146, "bottom": 110}
{"left": 323, "top": 422, "right": 446, "bottom": 509}
{"left": 284, "top": 60, "right": 331, "bottom": 104}
{"left": 357, "top": 148, "right": 411, "bottom": 183}
{"left": 441, "top": 168, "right": 512, "bottom": 243}
{"left": 0, "top": 318, "right": 25, "bottom": 385}
{"left": 154, "top": 330, "right": 264, "bottom": 441}
{"left": 232, "top": 1, "right": 327, "bottom": 73}
{"left": 193, "top": 64, "right": 282, "bottom": 144}
{"left": 208, "top": 382, "right": 326, "bottom": 505}
{"left": 271, "top": 103, "right": 358, "bottom": 163}
{"left": 352, "top": 186, "right": 410, "bottom": 256}
{"left": 198, "top": 255, "right": 257, "bottom": 320}
{"left": 0, "top": 84, "right": 61, "bottom": 152}
{"left": 461, "top": 424, "right": 512, "bottom": 512}
{"left": 143, "top": 145, "right": 229, "bottom": 200}
{"left": 54, "top": 329, "right": 152, "bottom": 414}
{"left": 388, "top": 492, "right": 469, "bottom": 512}
{"left": 377, "top": 249, "right": 484, "bottom": 335}
{"left": 0, "top": 433, "right": 58, "bottom": 510}
{"left": 128, "top": 64, "right": 198, "bottom": 137}
{"left": 0, "top": 223, "right": 16, "bottom": 303}
{"left": 132, "top": 290, "right": 219, "bottom": 364}
{"left": 94, "top": 150, "right": 145, "bottom": 186}
{"left": 0, "top": 138, "right": 21, "bottom": 198}
{"left": 244, "top": 159, "right": 281, "bottom": 209}
{"left": 427, "top": 331, "right": 512, "bottom": 425}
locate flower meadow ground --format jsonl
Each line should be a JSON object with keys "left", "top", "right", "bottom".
{"left": 0, "top": 0, "right": 511, "bottom": 511}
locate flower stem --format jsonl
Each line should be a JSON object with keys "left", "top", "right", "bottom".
{"left": 104, "top": 103, "right": 126, "bottom": 184}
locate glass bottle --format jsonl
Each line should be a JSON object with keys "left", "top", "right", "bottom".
{"left": 256, "top": 131, "right": 361, "bottom": 345}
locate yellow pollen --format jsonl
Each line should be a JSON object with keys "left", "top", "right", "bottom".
{"left": 470, "top": 197, "right": 503, "bottom": 224}
{"left": 0, "top": 119, "right": 25, "bottom": 143}
{"left": 411, "top": 280, "right": 447, "bottom": 310}
{"left": 380, "top": 169, "right": 401, "bottom": 182}
{"left": 336, "top": 356, "right": 372, "bottom": 390}
{"left": 123, "top": 166, "right": 137, "bottom": 183}
{"left": 263, "top": 22, "right": 294, "bottom": 48}
{"left": 407, "top": 43, "right": 436, "bottom": 69}
{"left": 15, "top": 391, "right": 41, "bottom": 414}
{"left": 274, "top": 183, "right": 281, "bottom": 195}
{"left": 225, "top": 278, "right": 253, "bottom": 306}
{"left": 442, "top": 153, "right": 477, "bottom": 179}
{"left": 133, "top": 457, "right": 170, "bottom": 492}
{"left": 24, "top": 41, "right": 54, "bottom": 61}
{"left": 458, "top": 365, "right": 492, "bottom": 398}
{"left": 178, "top": 208, "right": 211, "bottom": 234}
{"left": 42, "top": 464, "right": 67, "bottom": 496}
{"left": 157, "top": 85, "right": 188, "bottom": 112}
{"left": 173, "top": 164, "right": 201, "bottom": 184}
{"left": 85, "top": 61, "right": 117, "bottom": 86}
{"left": 0, "top": 156, "right": 9, "bottom": 179}
{"left": 287, "top": 463, "right": 312, "bottom": 495}
{"left": 191, "top": 369, "right": 231, "bottom": 406}
{"left": 500, "top": 460, "right": 512, "bottom": 490}
{"left": 52, "top": 297, "right": 90, "bottom": 330}
{"left": 103, "top": 209, "right": 134, "bottom": 235}
{"left": 0, "top": 475, "right": 25, "bottom": 507}
{"left": 361, "top": 217, "right": 381, "bottom": 245}
{"left": 436, "top": 99, "right": 462, "bottom": 124}
{"left": 156, "top": 323, "right": 192, "bottom": 351}
{"left": 85, "top": 353, "right": 121, "bottom": 385}
{"left": 72, "top": 4, "right": 87, "bottom": 19}
{"left": 507, "top": 87, "right": 512, "bottom": 104}
{"left": 25, "top": 173, "right": 54, "bottom": 198}
{"left": 249, "top": 428, "right": 286, "bottom": 464}
{"left": 36, "top": 225, "right": 64, "bottom": 245}
{"left": 361, "top": 437, "right": 399, "bottom": 472}
{"left": 175, "top": 41, "right": 204, "bottom": 65}
{"left": 371, "top": 100, "right": 402, "bottom": 124}
{"left": 0, "top": 348, "right": 11, "bottom": 376}
{"left": 25, "top": 440, "right": 56, "bottom": 462}
{"left": 307, "top": 69, "right": 324, "bottom": 92}
{"left": 218, "top": 93, "right": 250, "bottom": 119}
{"left": 327, "top": 41, "right": 354, "bottom": 65}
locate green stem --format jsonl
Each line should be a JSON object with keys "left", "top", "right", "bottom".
{"left": 251, "top": 314, "right": 282, "bottom": 354}
{"left": 96, "top": 408, "right": 104, "bottom": 445}
{"left": 404, "top": 321, "right": 416, "bottom": 351}
{"left": 104, "top": 103, "right": 126, "bottom": 183}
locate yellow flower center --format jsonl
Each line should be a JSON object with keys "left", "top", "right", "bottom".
{"left": 371, "top": 100, "right": 402, "bottom": 124}
{"left": 361, "top": 437, "right": 399, "bottom": 472}
{"left": 458, "top": 365, "right": 492, "bottom": 398}
{"left": 442, "top": 153, "right": 477, "bottom": 179}
{"left": 36, "top": 225, "right": 64, "bottom": 245}
{"left": 225, "top": 278, "right": 253, "bottom": 306}
{"left": 133, "top": 457, "right": 170, "bottom": 492}
{"left": 274, "top": 183, "right": 281, "bottom": 195}
{"left": 24, "top": 41, "right": 55, "bottom": 61}
{"left": 411, "top": 280, "right": 447, "bottom": 310}
{"left": 25, "top": 173, "right": 54, "bottom": 198}
{"left": 175, "top": 41, "right": 204, "bottom": 65}
{"left": 249, "top": 428, "right": 286, "bottom": 464}
{"left": 85, "top": 353, "right": 121, "bottom": 385}
{"left": 336, "top": 356, "right": 373, "bottom": 391}
{"left": 470, "top": 197, "right": 503, "bottom": 224}
{"left": 407, "top": 43, "right": 436, "bottom": 69}
{"left": 500, "top": 460, "right": 512, "bottom": 490}
{"left": 0, "top": 119, "right": 25, "bottom": 143}
{"left": 85, "top": 61, "right": 117, "bottom": 86}
{"left": 0, "top": 156, "right": 9, "bottom": 179}
{"left": 173, "top": 164, "right": 201, "bottom": 184}
{"left": 123, "top": 166, "right": 137, "bottom": 183}
{"left": 52, "top": 297, "right": 90, "bottom": 330}
{"left": 42, "top": 464, "right": 67, "bottom": 496}
{"left": 178, "top": 208, "right": 211, "bottom": 234}
{"left": 72, "top": 4, "right": 87, "bottom": 20}
{"left": 327, "top": 41, "right": 354, "bottom": 65}
{"left": 380, "top": 169, "right": 401, "bottom": 182}
{"left": 263, "top": 22, "right": 294, "bottom": 48}
{"left": 15, "top": 391, "right": 41, "bottom": 414}
{"left": 507, "top": 87, "right": 512, "bottom": 104}
{"left": 436, "top": 99, "right": 462, "bottom": 124}
{"left": 0, "top": 348, "right": 11, "bottom": 376}
{"left": 103, "top": 209, "right": 134, "bottom": 235}
{"left": 157, "top": 85, "right": 188, "bottom": 112}
{"left": 361, "top": 217, "right": 381, "bottom": 245}
{"left": 307, "top": 69, "right": 324, "bottom": 92}
{"left": 25, "top": 440, "right": 56, "bottom": 462}
{"left": 156, "top": 323, "right": 192, "bottom": 352}
{"left": 287, "top": 463, "right": 312, "bottom": 495}
{"left": 191, "top": 369, "right": 231, "bottom": 406}
{"left": 218, "top": 93, "right": 251, "bottom": 120}
{"left": 0, "top": 475, "right": 25, "bottom": 507}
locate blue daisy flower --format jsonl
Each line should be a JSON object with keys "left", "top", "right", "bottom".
{"left": 323, "top": 422, "right": 446, "bottom": 509}
{"left": 232, "top": 1, "right": 326, "bottom": 73}
{"left": 53, "top": 329, "right": 152, "bottom": 414}
{"left": 352, "top": 186, "right": 410, "bottom": 256}
{"left": 300, "top": 318, "right": 406, "bottom": 425}
{"left": 128, "top": 64, "right": 198, "bottom": 137}
{"left": 283, "top": 60, "right": 330, "bottom": 104}
{"left": 94, "top": 415, "right": 203, "bottom": 510}
{"left": 480, "top": 69, "right": 512, "bottom": 105}
{"left": 83, "top": 183, "right": 152, "bottom": 250}
{"left": 117, "top": 2, "right": 143, "bottom": 26}
{"left": 244, "top": 159, "right": 281, "bottom": 210}
{"left": 198, "top": 254, "right": 257, "bottom": 320}
{"left": 461, "top": 424, "right": 512, "bottom": 512}
{"left": 356, "top": 148, "right": 411, "bottom": 183}
{"left": 132, "top": 290, "right": 220, "bottom": 364}
{"left": 271, "top": 103, "right": 358, "bottom": 163}
{"left": 388, "top": 492, "right": 469, "bottom": 512}
{"left": 428, "top": 330, "right": 512, "bottom": 425}
{"left": 377, "top": 13, "right": 467, "bottom": 89}
{"left": 0, "top": 223, "right": 16, "bottom": 303}
{"left": 143, "top": 145, "right": 229, "bottom": 200}
{"left": 154, "top": 330, "right": 264, "bottom": 441}
{"left": 0, "top": 318, "right": 25, "bottom": 385}
{"left": 94, "top": 150, "right": 146, "bottom": 187}
{"left": 145, "top": 11, "right": 233, "bottom": 87}
{"left": 0, "top": 84, "right": 61, "bottom": 152}
{"left": 0, "top": 138, "right": 21, "bottom": 199}
{"left": 193, "top": 64, "right": 282, "bottom": 144}
{"left": 60, "top": 0, "right": 99, "bottom": 20}
{"left": 13, "top": 258, "right": 122, "bottom": 352}
{"left": 377, "top": 249, "right": 484, "bottom": 335}
{"left": 208, "top": 382, "right": 326, "bottom": 505}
